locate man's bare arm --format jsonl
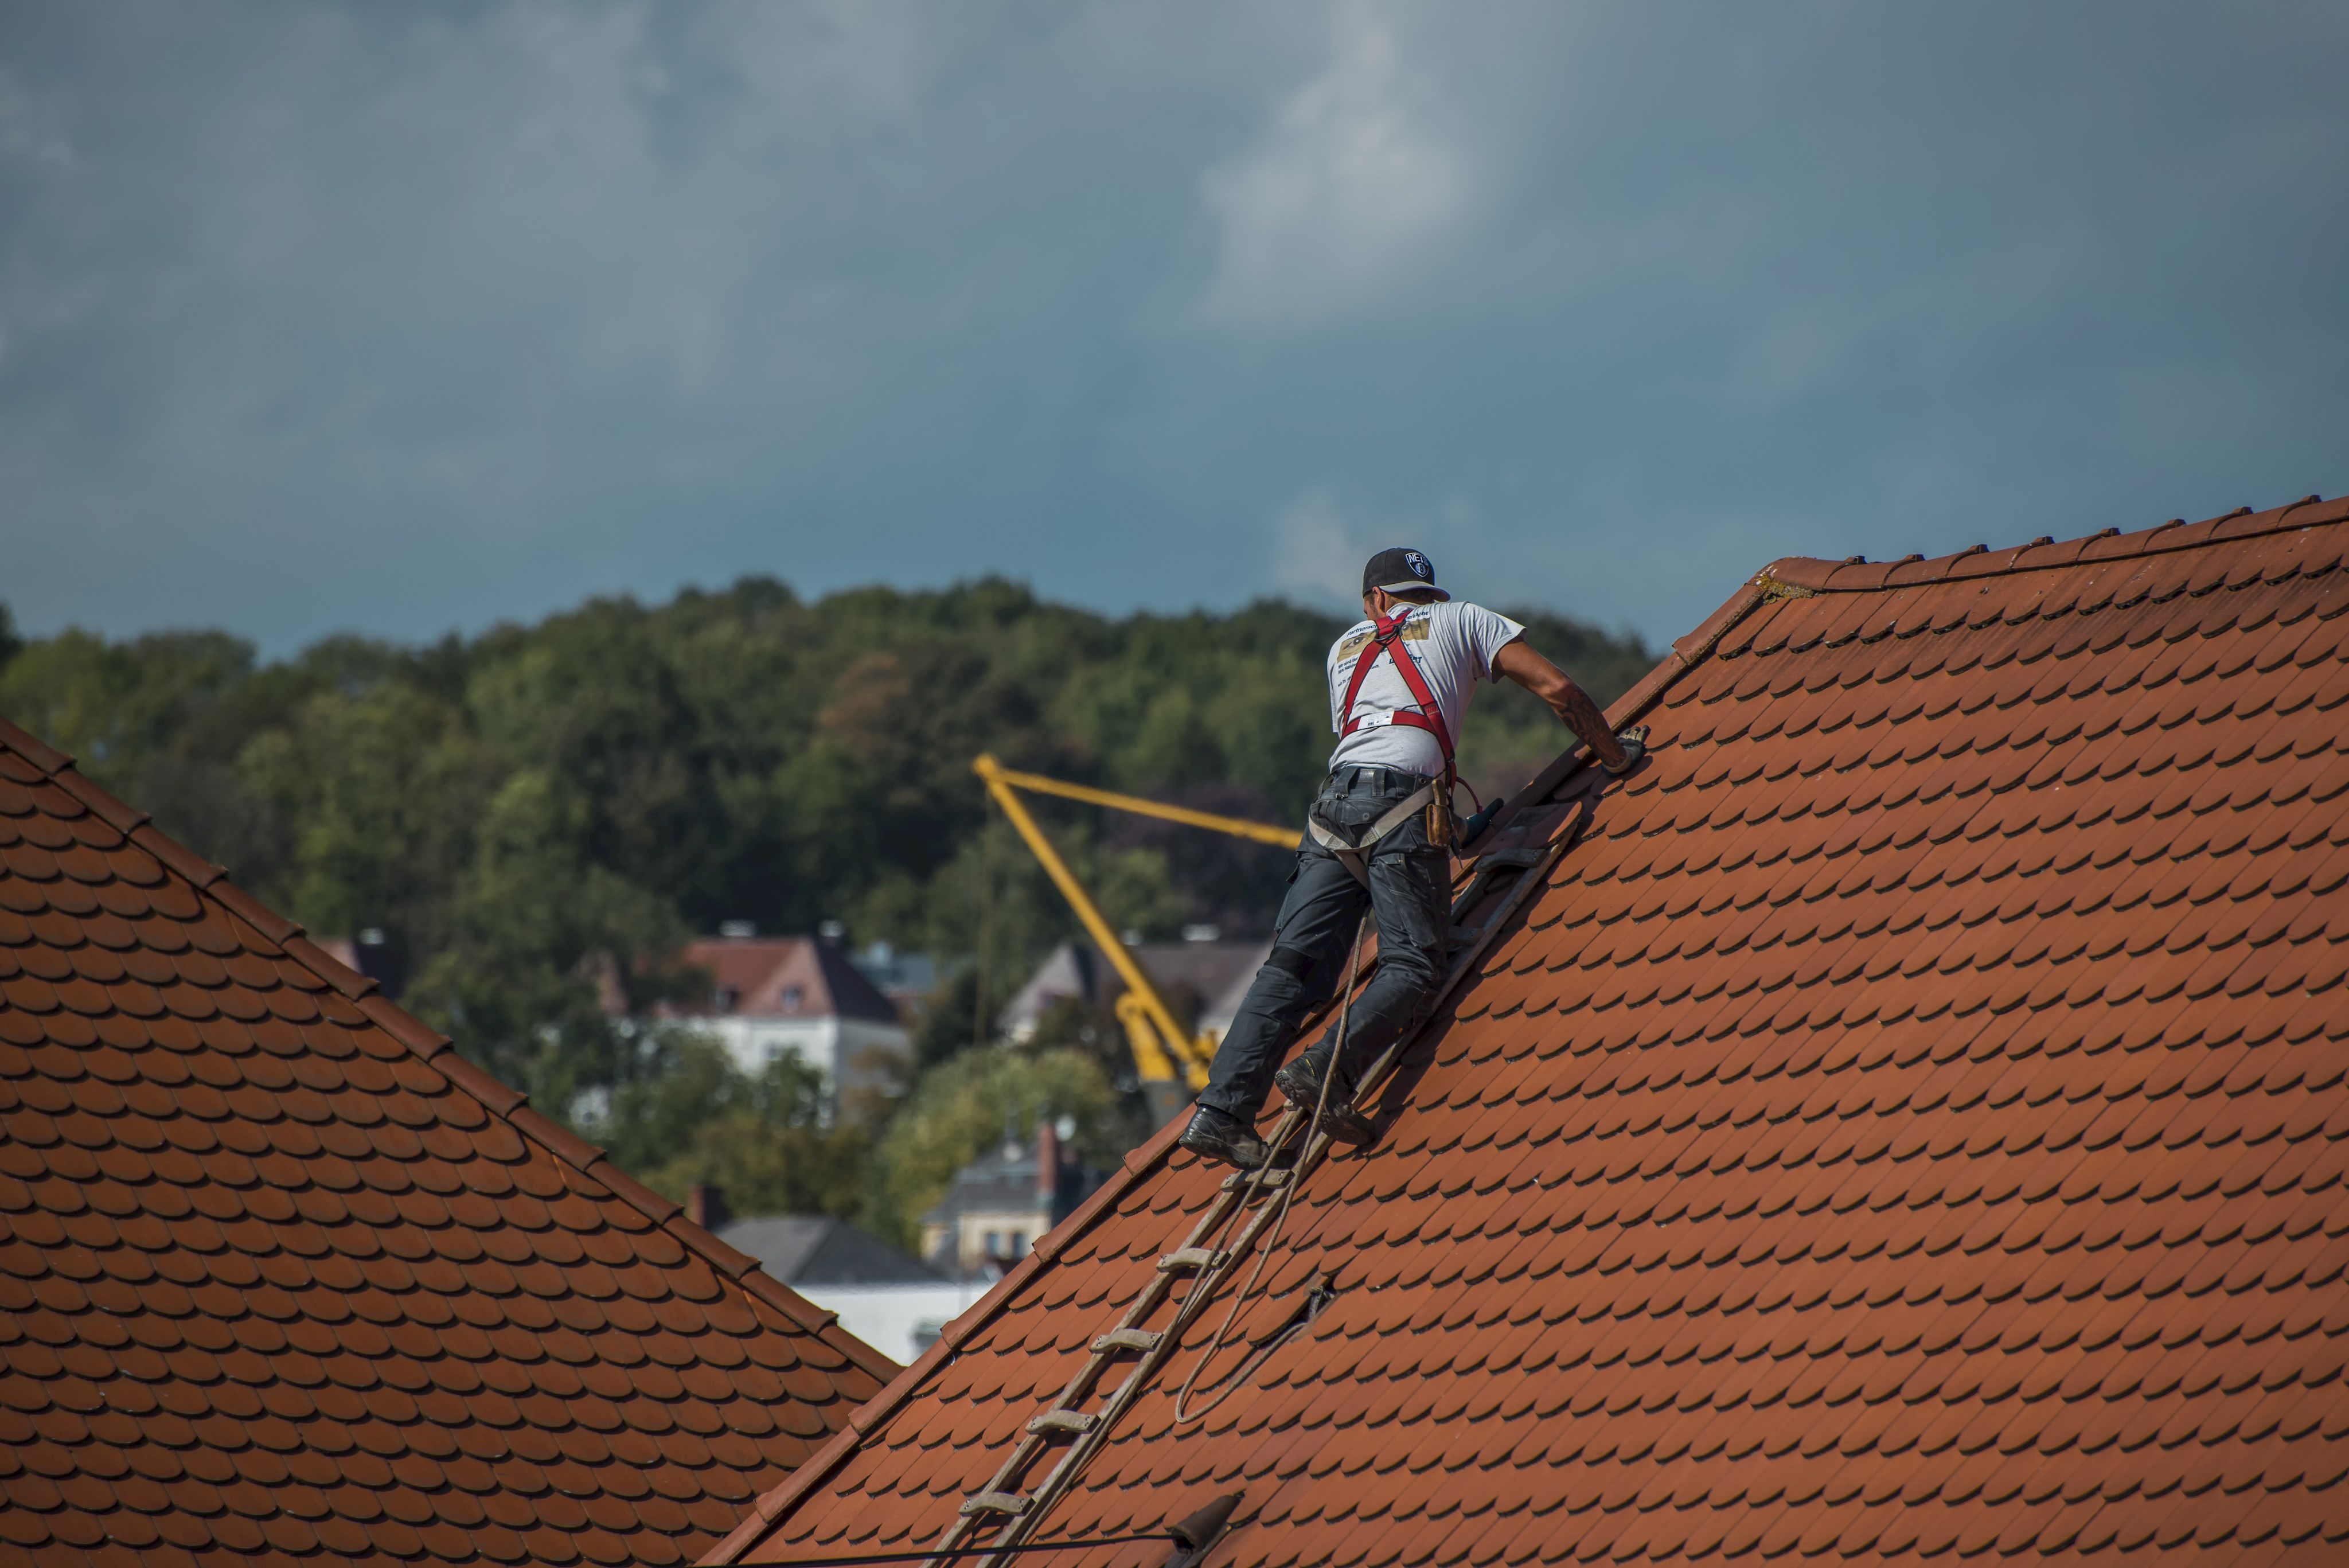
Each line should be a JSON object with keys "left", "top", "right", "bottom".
{"left": 1492, "top": 637, "right": 1629, "bottom": 770}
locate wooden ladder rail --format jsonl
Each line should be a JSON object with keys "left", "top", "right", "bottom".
{"left": 925, "top": 828, "right": 1573, "bottom": 1566}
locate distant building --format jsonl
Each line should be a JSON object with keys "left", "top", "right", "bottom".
{"left": 688, "top": 1187, "right": 990, "bottom": 1363}
{"left": 664, "top": 933, "right": 912, "bottom": 1113}
{"left": 849, "top": 938, "right": 941, "bottom": 1016}
{"left": 998, "top": 937, "right": 1270, "bottom": 1046}
{"left": 919, "top": 1119, "right": 1103, "bottom": 1278}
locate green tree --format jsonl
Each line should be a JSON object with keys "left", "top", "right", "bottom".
{"left": 864, "top": 1046, "right": 1121, "bottom": 1249}
{"left": 637, "top": 1049, "right": 872, "bottom": 1220}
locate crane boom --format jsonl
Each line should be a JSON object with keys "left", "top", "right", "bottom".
{"left": 972, "top": 754, "right": 1297, "bottom": 1120}
{"left": 977, "top": 762, "right": 1298, "bottom": 847}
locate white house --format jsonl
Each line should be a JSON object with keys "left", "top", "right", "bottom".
{"left": 668, "top": 934, "right": 912, "bottom": 1114}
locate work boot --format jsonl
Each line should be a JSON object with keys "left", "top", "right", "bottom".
{"left": 1314, "top": 1095, "right": 1378, "bottom": 1147}
{"left": 1272, "top": 1043, "right": 1340, "bottom": 1109}
{"left": 1177, "top": 1105, "right": 1267, "bottom": 1171}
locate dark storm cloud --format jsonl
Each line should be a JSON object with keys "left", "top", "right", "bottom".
{"left": 1, "top": 1, "right": 2343, "bottom": 652}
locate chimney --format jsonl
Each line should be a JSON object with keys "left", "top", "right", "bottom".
{"left": 1036, "top": 1120, "right": 1058, "bottom": 1207}
{"left": 686, "top": 1184, "right": 730, "bottom": 1232}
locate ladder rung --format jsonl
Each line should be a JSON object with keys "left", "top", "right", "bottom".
{"left": 1027, "top": 1409, "right": 1097, "bottom": 1436}
{"left": 1157, "top": 1247, "right": 1222, "bottom": 1273}
{"left": 1223, "top": 1167, "right": 1290, "bottom": 1192}
{"left": 1480, "top": 848, "right": 1542, "bottom": 869}
{"left": 1447, "top": 923, "right": 1484, "bottom": 947}
{"left": 1092, "top": 1327, "right": 1162, "bottom": 1355}
{"left": 960, "top": 1492, "right": 1030, "bottom": 1518}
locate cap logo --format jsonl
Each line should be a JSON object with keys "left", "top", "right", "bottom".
{"left": 1403, "top": 551, "right": 1431, "bottom": 580}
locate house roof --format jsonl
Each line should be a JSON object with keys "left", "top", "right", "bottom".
{"left": 0, "top": 718, "right": 897, "bottom": 1568}
{"left": 715, "top": 1218, "right": 941, "bottom": 1286}
{"left": 707, "top": 494, "right": 2349, "bottom": 1568}
{"left": 1000, "top": 939, "right": 1270, "bottom": 1036}
{"left": 674, "top": 937, "right": 902, "bottom": 1026}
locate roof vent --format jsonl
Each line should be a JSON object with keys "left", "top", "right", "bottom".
{"left": 1166, "top": 1493, "right": 1243, "bottom": 1565}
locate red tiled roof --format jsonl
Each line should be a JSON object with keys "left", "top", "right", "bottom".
{"left": 709, "top": 495, "right": 2349, "bottom": 1567}
{"left": 0, "top": 719, "right": 895, "bottom": 1568}
{"left": 673, "top": 938, "right": 900, "bottom": 1025}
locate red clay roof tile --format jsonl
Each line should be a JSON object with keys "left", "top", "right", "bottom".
{"left": 706, "top": 497, "right": 2349, "bottom": 1567}
{"left": 0, "top": 717, "right": 895, "bottom": 1568}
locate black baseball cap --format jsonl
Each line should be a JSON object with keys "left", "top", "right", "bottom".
{"left": 1361, "top": 547, "right": 1448, "bottom": 601}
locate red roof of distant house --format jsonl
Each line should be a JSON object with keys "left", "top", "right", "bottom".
{"left": 672, "top": 937, "right": 900, "bottom": 1025}
{"left": 0, "top": 719, "right": 895, "bottom": 1568}
{"left": 707, "top": 495, "right": 2349, "bottom": 1567}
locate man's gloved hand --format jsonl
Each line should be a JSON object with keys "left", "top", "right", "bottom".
{"left": 1601, "top": 725, "right": 1649, "bottom": 777}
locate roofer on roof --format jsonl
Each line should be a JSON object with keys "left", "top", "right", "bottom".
{"left": 1177, "top": 547, "right": 1646, "bottom": 1170}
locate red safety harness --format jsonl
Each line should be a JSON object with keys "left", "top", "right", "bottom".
{"left": 1316, "top": 606, "right": 1474, "bottom": 868}
{"left": 1337, "top": 609, "right": 1454, "bottom": 766}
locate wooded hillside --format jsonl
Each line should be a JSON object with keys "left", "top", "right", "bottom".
{"left": 0, "top": 584, "right": 1650, "bottom": 1239}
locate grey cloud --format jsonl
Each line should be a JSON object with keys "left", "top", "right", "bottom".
{"left": 0, "top": 0, "right": 2342, "bottom": 653}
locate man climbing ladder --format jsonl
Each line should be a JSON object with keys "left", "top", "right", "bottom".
{"left": 1177, "top": 547, "right": 1646, "bottom": 1169}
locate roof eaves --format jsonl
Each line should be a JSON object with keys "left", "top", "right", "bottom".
{"left": 0, "top": 711, "right": 896, "bottom": 1396}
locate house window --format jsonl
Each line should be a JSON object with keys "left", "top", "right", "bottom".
{"left": 782, "top": 985, "right": 804, "bottom": 1012}
{"left": 1008, "top": 1232, "right": 1026, "bottom": 1255}
{"left": 982, "top": 1230, "right": 1001, "bottom": 1258}
{"left": 714, "top": 985, "right": 740, "bottom": 1012}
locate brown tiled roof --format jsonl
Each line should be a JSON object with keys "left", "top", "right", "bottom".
{"left": 0, "top": 719, "right": 895, "bottom": 1568}
{"left": 708, "top": 495, "right": 2349, "bottom": 1567}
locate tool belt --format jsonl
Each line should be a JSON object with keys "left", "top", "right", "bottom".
{"left": 1307, "top": 775, "right": 1441, "bottom": 887}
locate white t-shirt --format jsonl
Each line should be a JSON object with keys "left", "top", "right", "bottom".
{"left": 1324, "top": 600, "right": 1526, "bottom": 775}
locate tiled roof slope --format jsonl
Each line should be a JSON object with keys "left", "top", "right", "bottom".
{"left": 0, "top": 719, "right": 895, "bottom": 1568}
{"left": 712, "top": 495, "right": 2349, "bottom": 1568}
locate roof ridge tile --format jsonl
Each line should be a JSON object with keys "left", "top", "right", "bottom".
{"left": 280, "top": 933, "right": 381, "bottom": 1000}
{"left": 509, "top": 1101, "right": 607, "bottom": 1172}
{"left": 38, "top": 760, "right": 152, "bottom": 836}
{"left": 354, "top": 989, "right": 454, "bottom": 1058}
{"left": 1762, "top": 496, "right": 2343, "bottom": 599}
{"left": 204, "top": 876, "right": 302, "bottom": 949}
{"left": 0, "top": 714, "right": 72, "bottom": 773}
{"left": 126, "top": 820, "right": 226, "bottom": 888}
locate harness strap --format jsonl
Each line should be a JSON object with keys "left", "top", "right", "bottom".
{"left": 1307, "top": 781, "right": 1433, "bottom": 887}
{"left": 1337, "top": 611, "right": 1454, "bottom": 762}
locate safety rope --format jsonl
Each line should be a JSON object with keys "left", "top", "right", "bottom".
{"left": 1169, "top": 915, "right": 1365, "bottom": 1425}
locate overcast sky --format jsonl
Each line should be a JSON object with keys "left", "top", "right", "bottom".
{"left": 2, "top": 1, "right": 2343, "bottom": 654}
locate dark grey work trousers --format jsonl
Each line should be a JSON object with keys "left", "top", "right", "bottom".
{"left": 1199, "top": 766, "right": 1452, "bottom": 1122}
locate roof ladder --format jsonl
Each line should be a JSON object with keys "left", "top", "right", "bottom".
{"left": 922, "top": 798, "right": 1579, "bottom": 1566}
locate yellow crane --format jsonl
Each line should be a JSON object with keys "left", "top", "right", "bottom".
{"left": 972, "top": 754, "right": 1296, "bottom": 1122}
